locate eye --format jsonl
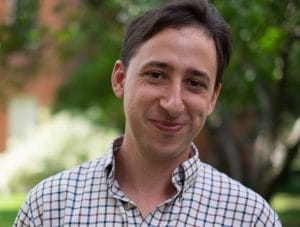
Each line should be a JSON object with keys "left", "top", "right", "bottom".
{"left": 186, "top": 79, "right": 208, "bottom": 92}
{"left": 146, "top": 71, "right": 164, "bottom": 79}
{"left": 143, "top": 71, "right": 167, "bottom": 85}
{"left": 189, "top": 80, "right": 201, "bottom": 87}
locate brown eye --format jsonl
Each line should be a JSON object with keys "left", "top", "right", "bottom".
{"left": 144, "top": 71, "right": 166, "bottom": 82}
{"left": 148, "top": 72, "right": 163, "bottom": 79}
{"left": 190, "top": 80, "right": 200, "bottom": 87}
{"left": 185, "top": 79, "right": 208, "bottom": 93}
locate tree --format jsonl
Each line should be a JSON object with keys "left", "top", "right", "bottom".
{"left": 53, "top": 0, "right": 164, "bottom": 128}
{"left": 0, "top": 0, "right": 40, "bottom": 100}
{"left": 206, "top": 0, "right": 300, "bottom": 200}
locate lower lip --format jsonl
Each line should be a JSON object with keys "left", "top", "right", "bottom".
{"left": 150, "top": 120, "right": 184, "bottom": 133}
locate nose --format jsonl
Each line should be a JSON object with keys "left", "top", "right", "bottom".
{"left": 159, "top": 84, "right": 185, "bottom": 118}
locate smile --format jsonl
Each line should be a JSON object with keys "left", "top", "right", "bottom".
{"left": 149, "top": 119, "right": 186, "bottom": 133}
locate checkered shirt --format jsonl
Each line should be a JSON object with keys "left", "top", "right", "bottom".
{"left": 14, "top": 137, "right": 281, "bottom": 226}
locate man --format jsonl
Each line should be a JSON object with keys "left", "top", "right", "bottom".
{"left": 15, "top": 0, "right": 281, "bottom": 226}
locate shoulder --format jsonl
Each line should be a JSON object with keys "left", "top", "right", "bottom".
{"left": 31, "top": 155, "right": 109, "bottom": 200}
{"left": 41, "top": 156, "right": 104, "bottom": 184}
{"left": 194, "top": 161, "right": 282, "bottom": 226}
{"left": 14, "top": 155, "right": 110, "bottom": 226}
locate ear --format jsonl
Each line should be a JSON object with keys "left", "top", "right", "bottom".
{"left": 208, "top": 83, "right": 221, "bottom": 115}
{"left": 111, "top": 60, "right": 126, "bottom": 99}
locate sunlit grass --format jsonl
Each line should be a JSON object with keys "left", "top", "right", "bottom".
{"left": 271, "top": 192, "right": 300, "bottom": 227}
{"left": 272, "top": 192, "right": 300, "bottom": 211}
{"left": 0, "top": 193, "right": 25, "bottom": 227}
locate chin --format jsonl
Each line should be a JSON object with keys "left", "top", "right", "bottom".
{"left": 144, "top": 142, "right": 189, "bottom": 160}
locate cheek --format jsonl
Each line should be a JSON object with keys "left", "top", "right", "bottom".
{"left": 187, "top": 96, "right": 209, "bottom": 115}
{"left": 187, "top": 99, "right": 212, "bottom": 129}
{"left": 124, "top": 85, "right": 153, "bottom": 112}
{"left": 123, "top": 80, "right": 138, "bottom": 106}
{"left": 138, "top": 85, "right": 163, "bottom": 102}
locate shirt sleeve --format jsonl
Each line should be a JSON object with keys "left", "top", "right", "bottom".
{"left": 14, "top": 188, "right": 43, "bottom": 227}
{"left": 14, "top": 199, "right": 32, "bottom": 227}
{"left": 253, "top": 200, "right": 282, "bottom": 227}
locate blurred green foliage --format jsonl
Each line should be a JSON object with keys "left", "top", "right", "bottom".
{"left": 212, "top": 0, "right": 300, "bottom": 117}
{"left": 0, "top": 0, "right": 40, "bottom": 62}
{"left": 51, "top": 0, "right": 300, "bottom": 134}
{"left": 3, "top": 0, "right": 299, "bottom": 132}
{"left": 53, "top": 0, "right": 165, "bottom": 129}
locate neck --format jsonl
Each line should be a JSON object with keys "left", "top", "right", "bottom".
{"left": 114, "top": 137, "right": 190, "bottom": 217}
{"left": 115, "top": 145, "right": 177, "bottom": 196}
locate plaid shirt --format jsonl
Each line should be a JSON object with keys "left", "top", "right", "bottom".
{"left": 15, "top": 137, "right": 281, "bottom": 226}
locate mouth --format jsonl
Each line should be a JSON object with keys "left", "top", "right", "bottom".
{"left": 149, "top": 119, "right": 187, "bottom": 134}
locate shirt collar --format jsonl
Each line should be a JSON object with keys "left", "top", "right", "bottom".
{"left": 104, "top": 136, "right": 199, "bottom": 193}
{"left": 104, "top": 136, "right": 123, "bottom": 182}
{"left": 171, "top": 143, "right": 199, "bottom": 193}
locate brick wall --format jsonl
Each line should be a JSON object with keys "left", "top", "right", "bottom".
{"left": 0, "top": 0, "right": 77, "bottom": 152}
{"left": 0, "top": 107, "right": 7, "bottom": 152}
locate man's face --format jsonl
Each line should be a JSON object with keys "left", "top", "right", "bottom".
{"left": 112, "top": 27, "right": 220, "bottom": 162}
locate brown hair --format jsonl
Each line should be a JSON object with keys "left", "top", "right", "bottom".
{"left": 120, "top": 0, "right": 232, "bottom": 86}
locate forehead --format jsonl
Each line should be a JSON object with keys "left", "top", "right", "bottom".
{"left": 127, "top": 26, "right": 217, "bottom": 83}
{"left": 142, "top": 26, "right": 215, "bottom": 59}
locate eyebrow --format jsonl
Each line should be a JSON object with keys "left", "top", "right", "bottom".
{"left": 141, "top": 60, "right": 174, "bottom": 71}
{"left": 187, "top": 69, "right": 210, "bottom": 84}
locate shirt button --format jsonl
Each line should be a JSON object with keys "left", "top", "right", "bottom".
{"left": 177, "top": 197, "right": 183, "bottom": 203}
{"left": 125, "top": 202, "right": 134, "bottom": 209}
